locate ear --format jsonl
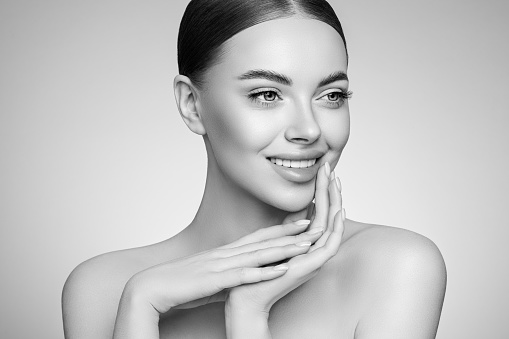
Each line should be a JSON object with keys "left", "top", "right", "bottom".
{"left": 173, "top": 75, "right": 206, "bottom": 135}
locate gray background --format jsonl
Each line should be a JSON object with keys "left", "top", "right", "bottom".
{"left": 1, "top": 0, "right": 508, "bottom": 338}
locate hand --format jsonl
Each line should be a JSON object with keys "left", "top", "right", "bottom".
{"left": 225, "top": 163, "right": 345, "bottom": 317}
{"left": 120, "top": 218, "right": 325, "bottom": 315}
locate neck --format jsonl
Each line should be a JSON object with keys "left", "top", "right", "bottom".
{"left": 182, "top": 148, "right": 288, "bottom": 253}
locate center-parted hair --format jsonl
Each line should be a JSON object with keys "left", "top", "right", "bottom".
{"left": 178, "top": 0, "right": 347, "bottom": 88}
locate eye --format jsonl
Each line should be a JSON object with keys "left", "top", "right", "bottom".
{"left": 247, "top": 89, "right": 282, "bottom": 107}
{"left": 261, "top": 91, "right": 277, "bottom": 101}
{"left": 326, "top": 92, "right": 341, "bottom": 101}
{"left": 318, "top": 90, "right": 353, "bottom": 108}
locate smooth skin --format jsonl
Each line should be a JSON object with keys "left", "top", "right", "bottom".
{"left": 62, "top": 18, "right": 446, "bottom": 339}
{"left": 111, "top": 165, "right": 343, "bottom": 339}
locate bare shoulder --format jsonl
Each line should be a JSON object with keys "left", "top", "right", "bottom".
{"left": 340, "top": 220, "right": 447, "bottom": 338}
{"left": 342, "top": 219, "right": 446, "bottom": 278}
{"left": 62, "top": 245, "right": 162, "bottom": 339}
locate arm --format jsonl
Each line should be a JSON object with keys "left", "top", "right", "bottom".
{"left": 63, "top": 164, "right": 334, "bottom": 339}
{"left": 62, "top": 221, "right": 324, "bottom": 339}
{"left": 62, "top": 255, "right": 124, "bottom": 339}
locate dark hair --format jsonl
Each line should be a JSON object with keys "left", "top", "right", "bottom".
{"left": 177, "top": 0, "right": 347, "bottom": 88}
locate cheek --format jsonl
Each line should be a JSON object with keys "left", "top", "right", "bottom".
{"left": 318, "top": 108, "right": 350, "bottom": 171}
{"left": 320, "top": 109, "right": 350, "bottom": 150}
{"left": 200, "top": 95, "right": 277, "bottom": 158}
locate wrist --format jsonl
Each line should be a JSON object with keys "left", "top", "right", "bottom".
{"left": 113, "top": 279, "right": 160, "bottom": 339}
{"left": 123, "top": 271, "right": 176, "bottom": 314}
{"left": 225, "top": 302, "right": 271, "bottom": 339}
{"left": 122, "top": 274, "right": 157, "bottom": 311}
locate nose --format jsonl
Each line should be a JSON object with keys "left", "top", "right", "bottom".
{"left": 284, "top": 101, "right": 321, "bottom": 144}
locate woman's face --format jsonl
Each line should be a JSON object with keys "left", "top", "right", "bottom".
{"left": 197, "top": 17, "right": 350, "bottom": 212}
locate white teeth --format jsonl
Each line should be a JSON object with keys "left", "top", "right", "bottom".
{"left": 269, "top": 158, "right": 318, "bottom": 168}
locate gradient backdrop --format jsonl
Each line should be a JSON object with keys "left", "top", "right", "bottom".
{"left": 1, "top": 0, "right": 508, "bottom": 338}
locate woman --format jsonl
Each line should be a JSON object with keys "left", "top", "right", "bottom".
{"left": 62, "top": 0, "right": 446, "bottom": 338}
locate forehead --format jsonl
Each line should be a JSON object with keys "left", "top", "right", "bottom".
{"left": 207, "top": 18, "right": 348, "bottom": 85}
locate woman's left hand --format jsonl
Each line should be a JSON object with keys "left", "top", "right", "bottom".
{"left": 224, "top": 163, "right": 345, "bottom": 337}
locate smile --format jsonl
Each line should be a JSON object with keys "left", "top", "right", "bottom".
{"left": 269, "top": 158, "right": 317, "bottom": 168}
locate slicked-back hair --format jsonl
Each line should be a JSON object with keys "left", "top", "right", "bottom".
{"left": 177, "top": 0, "right": 347, "bottom": 88}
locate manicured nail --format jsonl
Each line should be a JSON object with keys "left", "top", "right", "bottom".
{"left": 335, "top": 177, "right": 342, "bottom": 192}
{"left": 306, "top": 227, "right": 324, "bottom": 235}
{"left": 295, "top": 219, "right": 311, "bottom": 226}
{"left": 296, "top": 241, "right": 312, "bottom": 247}
{"left": 324, "top": 162, "right": 331, "bottom": 177}
{"left": 330, "top": 170, "right": 336, "bottom": 181}
{"left": 273, "top": 264, "right": 289, "bottom": 271}
{"left": 342, "top": 208, "right": 346, "bottom": 221}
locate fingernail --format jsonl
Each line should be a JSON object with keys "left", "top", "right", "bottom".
{"left": 335, "top": 177, "right": 342, "bottom": 192}
{"left": 296, "top": 241, "right": 312, "bottom": 247}
{"left": 342, "top": 208, "right": 346, "bottom": 221}
{"left": 324, "top": 162, "right": 331, "bottom": 177}
{"left": 306, "top": 227, "right": 324, "bottom": 235}
{"left": 273, "top": 264, "right": 289, "bottom": 271}
{"left": 295, "top": 219, "right": 311, "bottom": 226}
{"left": 330, "top": 170, "right": 336, "bottom": 181}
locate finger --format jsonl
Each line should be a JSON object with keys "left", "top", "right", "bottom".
{"left": 322, "top": 208, "right": 345, "bottom": 255}
{"left": 220, "top": 219, "right": 311, "bottom": 249}
{"left": 311, "top": 162, "right": 331, "bottom": 231}
{"left": 327, "top": 173, "right": 342, "bottom": 230}
{"left": 251, "top": 212, "right": 344, "bottom": 291}
{"left": 218, "top": 242, "right": 312, "bottom": 270}
{"left": 221, "top": 265, "right": 290, "bottom": 288}
{"left": 306, "top": 209, "right": 345, "bottom": 263}
{"left": 309, "top": 231, "right": 331, "bottom": 253}
{"left": 313, "top": 177, "right": 342, "bottom": 250}
{"left": 218, "top": 228, "right": 323, "bottom": 257}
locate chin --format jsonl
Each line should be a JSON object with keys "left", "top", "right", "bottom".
{"left": 260, "top": 184, "right": 315, "bottom": 213}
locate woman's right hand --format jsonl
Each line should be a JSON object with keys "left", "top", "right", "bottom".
{"left": 118, "top": 218, "right": 324, "bottom": 315}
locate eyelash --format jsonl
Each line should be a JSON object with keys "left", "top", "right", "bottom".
{"left": 247, "top": 89, "right": 282, "bottom": 107}
{"left": 321, "top": 90, "right": 353, "bottom": 108}
{"left": 247, "top": 89, "right": 353, "bottom": 108}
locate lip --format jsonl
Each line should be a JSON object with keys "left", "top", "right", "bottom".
{"left": 266, "top": 150, "right": 326, "bottom": 160}
{"left": 266, "top": 154, "right": 324, "bottom": 183}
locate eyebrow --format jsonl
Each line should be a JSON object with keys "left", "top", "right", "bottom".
{"left": 237, "top": 69, "right": 348, "bottom": 87}
{"left": 318, "top": 71, "right": 349, "bottom": 87}
{"left": 237, "top": 70, "right": 292, "bottom": 86}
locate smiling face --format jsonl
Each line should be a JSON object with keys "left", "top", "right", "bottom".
{"left": 195, "top": 17, "right": 350, "bottom": 212}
